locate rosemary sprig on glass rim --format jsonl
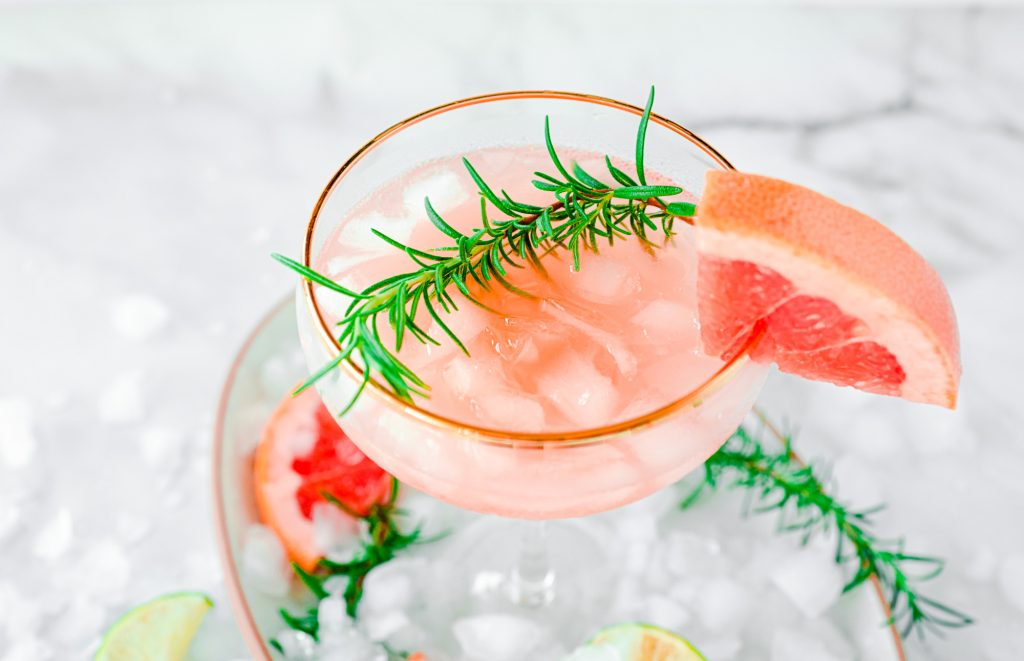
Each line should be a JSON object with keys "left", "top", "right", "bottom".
{"left": 686, "top": 417, "right": 974, "bottom": 640}
{"left": 271, "top": 478, "right": 429, "bottom": 651}
{"left": 272, "top": 87, "right": 697, "bottom": 413}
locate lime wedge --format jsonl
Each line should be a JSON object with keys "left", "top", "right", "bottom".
{"left": 95, "top": 592, "right": 213, "bottom": 661}
{"left": 587, "top": 623, "right": 707, "bottom": 661}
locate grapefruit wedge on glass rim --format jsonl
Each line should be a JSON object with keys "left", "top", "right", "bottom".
{"left": 253, "top": 387, "right": 394, "bottom": 571}
{"left": 695, "top": 171, "right": 960, "bottom": 408}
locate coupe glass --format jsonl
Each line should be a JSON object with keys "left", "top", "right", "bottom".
{"left": 293, "top": 92, "right": 769, "bottom": 637}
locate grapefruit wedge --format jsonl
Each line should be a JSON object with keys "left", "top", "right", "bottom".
{"left": 696, "top": 171, "right": 960, "bottom": 408}
{"left": 253, "top": 387, "right": 393, "bottom": 571}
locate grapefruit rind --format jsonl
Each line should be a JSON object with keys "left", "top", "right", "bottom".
{"left": 697, "top": 172, "right": 960, "bottom": 408}
{"left": 253, "top": 388, "right": 391, "bottom": 572}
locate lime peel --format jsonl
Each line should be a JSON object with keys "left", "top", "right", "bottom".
{"left": 585, "top": 623, "right": 707, "bottom": 661}
{"left": 94, "top": 591, "right": 213, "bottom": 661}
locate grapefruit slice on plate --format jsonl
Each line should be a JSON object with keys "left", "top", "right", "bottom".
{"left": 696, "top": 171, "right": 960, "bottom": 408}
{"left": 254, "top": 387, "right": 393, "bottom": 571}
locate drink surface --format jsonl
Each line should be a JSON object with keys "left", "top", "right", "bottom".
{"left": 314, "top": 146, "right": 726, "bottom": 433}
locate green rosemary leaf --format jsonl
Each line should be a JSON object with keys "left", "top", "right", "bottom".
{"left": 666, "top": 201, "right": 697, "bottom": 217}
{"left": 393, "top": 284, "right": 407, "bottom": 351}
{"left": 533, "top": 179, "right": 562, "bottom": 192}
{"left": 291, "top": 562, "right": 328, "bottom": 600}
{"left": 605, "top": 155, "right": 638, "bottom": 187}
{"left": 279, "top": 608, "right": 317, "bottom": 637}
{"left": 422, "top": 292, "right": 469, "bottom": 355}
{"left": 636, "top": 86, "right": 654, "bottom": 185}
{"left": 338, "top": 360, "right": 372, "bottom": 416}
{"left": 572, "top": 160, "right": 610, "bottom": 189}
{"left": 544, "top": 116, "right": 575, "bottom": 183}
{"left": 501, "top": 190, "right": 545, "bottom": 214}
{"left": 613, "top": 185, "right": 683, "bottom": 199}
{"left": 293, "top": 343, "right": 356, "bottom": 395}
{"left": 424, "top": 198, "right": 463, "bottom": 239}
{"left": 271, "top": 253, "right": 368, "bottom": 299}
{"left": 463, "top": 158, "right": 518, "bottom": 217}
{"left": 370, "top": 229, "right": 447, "bottom": 262}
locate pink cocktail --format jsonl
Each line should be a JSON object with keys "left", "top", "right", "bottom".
{"left": 293, "top": 92, "right": 767, "bottom": 624}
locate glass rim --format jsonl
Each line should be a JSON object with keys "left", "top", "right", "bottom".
{"left": 301, "top": 89, "right": 765, "bottom": 444}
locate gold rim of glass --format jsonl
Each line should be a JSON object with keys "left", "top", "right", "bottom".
{"left": 302, "top": 89, "right": 764, "bottom": 444}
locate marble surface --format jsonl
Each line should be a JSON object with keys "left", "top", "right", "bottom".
{"left": 1, "top": 2, "right": 1023, "bottom": 659}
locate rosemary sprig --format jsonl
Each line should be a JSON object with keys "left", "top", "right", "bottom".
{"left": 273, "top": 87, "right": 697, "bottom": 413}
{"left": 686, "top": 423, "right": 973, "bottom": 639}
{"left": 271, "top": 479, "right": 425, "bottom": 649}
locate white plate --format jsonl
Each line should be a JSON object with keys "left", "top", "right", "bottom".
{"left": 213, "top": 297, "right": 905, "bottom": 660}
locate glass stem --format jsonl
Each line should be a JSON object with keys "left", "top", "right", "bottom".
{"left": 509, "top": 520, "right": 555, "bottom": 607}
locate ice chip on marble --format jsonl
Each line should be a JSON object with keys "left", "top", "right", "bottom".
{"left": 562, "top": 643, "right": 624, "bottom": 661}
{"left": 32, "top": 507, "right": 73, "bottom": 560}
{"left": 358, "top": 558, "right": 423, "bottom": 615}
{"left": 4, "top": 639, "right": 54, "bottom": 661}
{"left": 664, "top": 531, "right": 724, "bottom": 577}
{"left": 242, "top": 524, "right": 291, "bottom": 597}
{"left": 109, "top": 294, "right": 169, "bottom": 340}
{"left": 998, "top": 552, "right": 1024, "bottom": 614}
{"left": 403, "top": 167, "right": 471, "bottom": 214}
{"left": 138, "top": 427, "right": 184, "bottom": 467}
{"left": 698, "top": 577, "right": 753, "bottom": 632}
{"left": 0, "top": 581, "right": 44, "bottom": 638}
{"left": 622, "top": 541, "right": 650, "bottom": 576}
{"left": 643, "top": 594, "right": 690, "bottom": 630}
{"left": 613, "top": 508, "right": 658, "bottom": 541}
{"left": 276, "top": 629, "right": 317, "bottom": 659}
{"left": 537, "top": 351, "right": 618, "bottom": 427}
{"left": 965, "top": 545, "right": 997, "bottom": 582}
{"left": 900, "top": 401, "right": 976, "bottom": 455}
{"left": 695, "top": 637, "right": 741, "bottom": 660}
{"left": 0, "top": 398, "right": 35, "bottom": 469}
{"left": 770, "top": 628, "right": 849, "bottom": 661}
{"left": 609, "top": 577, "right": 645, "bottom": 619}
{"left": 65, "top": 539, "right": 131, "bottom": 603}
{"left": 830, "top": 454, "right": 884, "bottom": 510}
{"left": 475, "top": 391, "right": 546, "bottom": 431}
{"left": 53, "top": 597, "right": 106, "bottom": 647}
{"left": 453, "top": 613, "right": 547, "bottom": 661}
{"left": 840, "top": 407, "right": 902, "bottom": 459}
{"left": 770, "top": 546, "right": 843, "bottom": 618}
{"left": 0, "top": 502, "right": 20, "bottom": 543}
{"left": 97, "top": 371, "right": 145, "bottom": 424}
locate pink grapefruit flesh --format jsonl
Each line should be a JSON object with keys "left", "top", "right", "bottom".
{"left": 696, "top": 171, "right": 960, "bottom": 408}
{"left": 253, "top": 388, "right": 393, "bottom": 571}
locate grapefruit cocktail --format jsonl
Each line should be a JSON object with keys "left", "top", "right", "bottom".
{"left": 280, "top": 91, "right": 959, "bottom": 628}
{"left": 299, "top": 146, "right": 767, "bottom": 519}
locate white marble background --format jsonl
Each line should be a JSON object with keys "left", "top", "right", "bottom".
{"left": 1, "top": 2, "right": 1023, "bottom": 659}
